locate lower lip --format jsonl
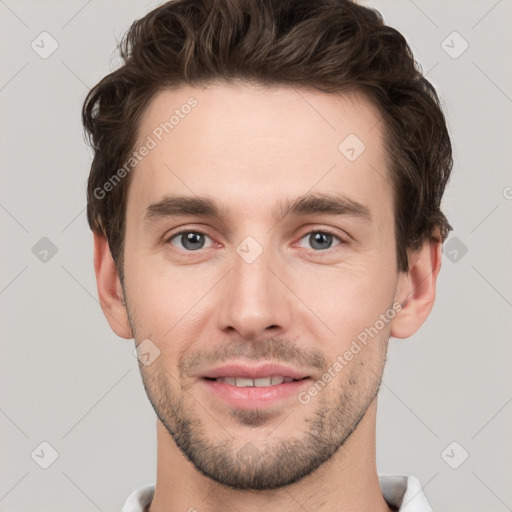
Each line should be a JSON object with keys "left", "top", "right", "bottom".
{"left": 201, "top": 378, "right": 311, "bottom": 409}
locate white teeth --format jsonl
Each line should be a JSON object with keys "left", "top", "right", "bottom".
{"left": 254, "top": 377, "right": 272, "bottom": 387}
{"left": 235, "top": 378, "right": 253, "bottom": 387}
{"left": 215, "top": 375, "right": 296, "bottom": 387}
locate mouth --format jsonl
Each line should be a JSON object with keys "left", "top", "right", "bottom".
{"left": 203, "top": 375, "right": 309, "bottom": 387}
{"left": 199, "top": 362, "right": 312, "bottom": 409}
{"left": 200, "top": 362, "right": 311, "bottom": 382}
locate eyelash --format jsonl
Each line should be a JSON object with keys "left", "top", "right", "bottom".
{"left": 165, "top": 228, "right": 346, "bottom": 254}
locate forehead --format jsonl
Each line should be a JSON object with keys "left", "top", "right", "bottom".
{"left": 127, "top": 82, "right": 392, "bottom": 226}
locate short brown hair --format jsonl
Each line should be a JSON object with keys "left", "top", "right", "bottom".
{"left": 82, "top": 0, "right": 453, "bottom": 283}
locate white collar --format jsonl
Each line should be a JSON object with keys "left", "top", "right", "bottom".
{"left": 122, "top": 474, "right": 432, "bottom": 512}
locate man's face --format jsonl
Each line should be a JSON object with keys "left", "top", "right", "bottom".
{"left": 122, "top": 82, "right": 400, "bottom": 490}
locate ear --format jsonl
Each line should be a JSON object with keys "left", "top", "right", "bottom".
{"left": 390, "top": 234, "right": 443, "bottom": 339}
{"left": 93, "top": 231, "right": 133, "bottom": 339}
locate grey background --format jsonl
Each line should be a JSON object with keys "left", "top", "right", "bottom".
{"left": 1, "top": 0, "right": 511, "bottom": 511}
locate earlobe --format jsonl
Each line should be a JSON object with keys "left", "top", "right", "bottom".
{"left": 390, "top": 236, "right": 443, "bottom": 339}
{"left": 93, "top": 231, "right": 133, "bottom": 339}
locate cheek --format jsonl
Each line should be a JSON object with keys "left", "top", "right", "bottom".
{"left": 290, "top": 261, "right": 396, "bottom": 347}
{"left": 124, "top": 254, "right": 216, "bottom": 352}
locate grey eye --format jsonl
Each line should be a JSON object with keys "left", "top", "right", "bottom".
{"left": 298, "top": 231, "right": 341, "bottom": 251}
{"left": 170, "top": 231, "right": 212, "bottom": 251}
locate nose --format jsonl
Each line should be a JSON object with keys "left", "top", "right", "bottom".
{"left": 216, "top": 242, "right": 293, "bottom": 340}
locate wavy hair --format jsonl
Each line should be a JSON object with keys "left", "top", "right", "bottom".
{"left": 82, "top": 0, "right": 453, "bottom": 281}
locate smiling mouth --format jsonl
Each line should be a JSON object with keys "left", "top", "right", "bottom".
{"left": 203, "top": 376, "right": 309, "bottom": 387}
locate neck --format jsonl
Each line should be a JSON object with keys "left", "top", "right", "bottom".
{"left": 147, "top": 398, "right": 393, "bottom": 512}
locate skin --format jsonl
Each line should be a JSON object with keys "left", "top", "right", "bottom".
{"left": 94, "top": 82, "right": 442, "bottom": 512}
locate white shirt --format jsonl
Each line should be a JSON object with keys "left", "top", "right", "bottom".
{"left": 121, "top": 475, "right": 432, "bottom": 511}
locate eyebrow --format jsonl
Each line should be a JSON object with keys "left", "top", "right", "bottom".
{"left": 144, "top": 192, "right": 372, "bottom": 225}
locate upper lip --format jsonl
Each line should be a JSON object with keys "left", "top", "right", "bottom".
{"left": 201, "top": 362, "right": 310, "bottom": 380}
